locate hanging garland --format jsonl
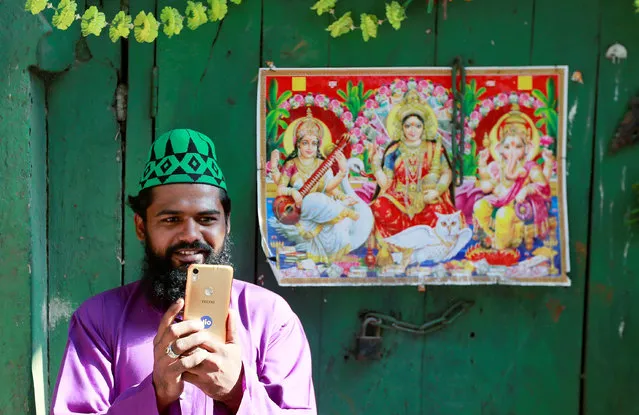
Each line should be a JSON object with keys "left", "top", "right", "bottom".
{"left": 24, "top": 0, "right": 241, "bottom": 43}
{"left": 24, "top": 0, "right": 639, "bottom": 43}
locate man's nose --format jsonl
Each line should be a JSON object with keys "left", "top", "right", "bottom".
{"left": 178, "top": 219, "right": 200, "bottom": 243}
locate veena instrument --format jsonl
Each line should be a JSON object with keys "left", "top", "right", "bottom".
{"left": 272, "top": 134, "right": 349, "bottom": 225}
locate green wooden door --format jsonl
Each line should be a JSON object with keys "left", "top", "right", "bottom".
{"left": 9, "top": 0, "right": 636, "bottom": 413}
{"left": 147, "top": 0, "right": 596, "bottom": 413}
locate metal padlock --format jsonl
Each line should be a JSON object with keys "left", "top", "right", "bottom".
{"left": 356, "top": 317, "right": 382, "bottom": 360}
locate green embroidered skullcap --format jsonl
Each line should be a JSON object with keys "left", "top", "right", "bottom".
{"left": 138, "top": 129, "right": 227, "bottom": 193}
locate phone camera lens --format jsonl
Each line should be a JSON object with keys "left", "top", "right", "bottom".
{"left": 193, "top": 268, "right": 199, "bottom": 274}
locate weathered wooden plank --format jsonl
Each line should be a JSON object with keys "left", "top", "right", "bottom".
{"left": 47, "top": 0, "right": 123, "bottom": 387}
{"left": 317, "top": 1, "right": 436, "bottom": 413}
{"left": 29, "top": 74, "right": 50, "bottom": 413}
{"left": 435, "top": 0, "right": 534, "bottom": 66}
{"left": 155, "top": 0, "right": 261, "bottom": 282}
{"left": 0, "top": 1, "right": 50, "bottom": 411}
{"left": 123, "top": 0, "right": 157, "bottom": 284}
{"left": 526, "top": 0, "right": 598, "bottom": 412}
{"left": 584, "top": 1, "right": 639, "bottom": 413}
{"left": 423, "top": 1, "right": 584, "bottom": 414}
{"left": 259, "top": 0, "right": 330, "bottom": 403}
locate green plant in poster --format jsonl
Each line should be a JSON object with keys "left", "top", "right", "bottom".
{"left": 462, "top": 139, "right": 479, "bottom": 178}
{"left": 533, "top": 78, "right": 558, "bottom": 152}
{"left": 337, "top": 80, "right": 374, "bottom": 117}
{"left": 463, "top": 79, "right": 486, "bottom": 116}
{"left": 265, "top": 79, "right": 291, "bottom": 155}
{"left": 460, "top": 79, "right": 484, "bottom": 177}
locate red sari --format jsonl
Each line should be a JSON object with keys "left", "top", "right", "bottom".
{"left": 371, "top": 141, "right": 455, "bottom": 238}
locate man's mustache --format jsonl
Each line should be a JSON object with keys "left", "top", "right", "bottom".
{"left": 165, "top": 240, "right": 213, "bottom": 258}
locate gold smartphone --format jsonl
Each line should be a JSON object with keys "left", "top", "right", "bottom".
{"left": 183, "top": 264, "right": 234, "bottom": 343}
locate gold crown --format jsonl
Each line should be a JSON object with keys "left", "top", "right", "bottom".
{"left": 397, "top": 90, "right": 428, "bottom": 122}
{"left": 498, "top": 105, "right": 531, "bottom": 144}
{"left": 295, "top": 108, "right": 323, "bottom": 141}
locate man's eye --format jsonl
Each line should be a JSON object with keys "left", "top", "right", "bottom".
{"left": 200, "top": 217, "right": 216, "bottom": 224}
{"left": 162, "top": 217, "right": 179, "bottom": 223}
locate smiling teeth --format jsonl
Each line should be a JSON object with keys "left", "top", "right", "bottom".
{"left": 178, "top": 250, "right": 198, "bottom": 255}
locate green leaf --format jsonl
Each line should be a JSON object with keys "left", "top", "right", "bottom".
{"left": 310, "top": 0, "right": 336, "bottom": 16}
{"left": 546, "top": 78, "right": 556, "bottom": 107}
{"left": 52, "top": 0, "right": 77, "bottom": 30}
{"left": 266, "top": 111, "right": 279, "bottom": 137}
{"left": 363, "top": 90, "right": 374, "bottom": 100}
{"left": 109, "top": 11, "right": 131, "bottom": 42}
{"left": 133, "top": 11, "right": 159, "bottom": 43}
{"left": 185, "top": 1, "right": 208, "bottom": 30}
{"left": 385, "top": 1, "right": 406, "bottom": 30}
{"left": 547, "top": 112, "right": 558, "bottom": 138}
{"left": 25, "top": 0, "right": 47, "bottom": 15}
{"left": 267, "top": 79, "right": 278, "bottom": 110}
{"left": 160, "top": 6, "right": 184, "bottom": 38}
{"left": 349, "top": 84, "right": 357, "bottom": 97}
{"left": 326, "top": 12, "right": 353, "bottom": 38}
{"left": 81, "top": 5, "right": 106, "bottom": 37}
{"left": 532, "top": 89, "right": 547, "bottom": 104}
{"left": 275, "top": 90, "right": 292, "bottom": 106}
{"left": 337, "top": 89, "right": 347, "bottom": 100}
{"left": 277, "top": 119, "right": 288, "bottom": 129}
{"left": 535, "top": 119, "right": 545, "bottom": 128}
{"left": 208, "top": 0, "right": 228, "bottom": 22}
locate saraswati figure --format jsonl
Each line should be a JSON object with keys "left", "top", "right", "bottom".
{"left": 269, "top": 108, "right": 374, "bottom": 263}
{"left": 370, "top": 90, "right": 471, "bottom": 266}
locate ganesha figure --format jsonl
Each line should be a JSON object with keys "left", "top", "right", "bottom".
{"left": 472, "top": 106, "right": 555, "bottom": 250}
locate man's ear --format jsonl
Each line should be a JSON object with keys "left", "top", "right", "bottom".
{"left": 134, "top": 214, "right": 146, "bottom": 241}
{"left": 226, "top": 214, "right": 231, "bottom": 236}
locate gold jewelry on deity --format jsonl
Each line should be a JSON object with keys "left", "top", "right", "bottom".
{"left": 488, "top": 104, "right": 541, "bottom": 161}
{"left": 295, "top": 157, "right": 319, "bottom": 175}
{"left": 436, "top": 182, "right": 448, "bottom": 194}
{"left": 396, "top": 140, "right": 426, "bottom": 218}
{"left": 295, "top": 108, "right": 324, "bottom": 140}
{"left": 499, "top": 109, "right": 531, "bottom": 144}
{"left": 391, "top": 90, "right": 439, "bottom": 142}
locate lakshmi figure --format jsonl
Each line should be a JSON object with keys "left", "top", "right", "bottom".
{"left": 370, "top": 90, "right": 457, "bottom": 264}
{"left": 269, "top": 109, "right": 374, "bottom": 263}
{"left": 472, "top": 106, "right": 554, "bottom": 250}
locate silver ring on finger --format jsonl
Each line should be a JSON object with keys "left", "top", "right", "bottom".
{"left": 165, "top": 342, "right": 180, "bottom": 359}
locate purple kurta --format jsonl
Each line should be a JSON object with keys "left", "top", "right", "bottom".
{"left": 50, "top": 280, "right": 316, "bottom": 414}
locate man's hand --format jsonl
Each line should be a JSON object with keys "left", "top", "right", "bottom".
{"left": 182, "top": 310, "right": 244, "bottom": 412}
{"left": 152, "top": 299, "right": 209, "bottom": 413}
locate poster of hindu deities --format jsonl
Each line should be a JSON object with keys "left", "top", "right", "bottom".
{"left": 257, "top": 67, "right": 570, "bottom": 286}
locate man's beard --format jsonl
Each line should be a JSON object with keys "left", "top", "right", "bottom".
{"left": 140, "top": 237, "right": 233, "bottom": 311}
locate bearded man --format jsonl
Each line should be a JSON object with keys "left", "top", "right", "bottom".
{"left": 51, "top": 129, "right": 316, "bottom": 414}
